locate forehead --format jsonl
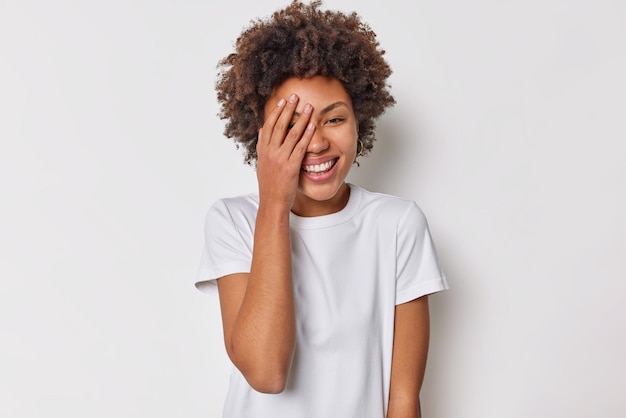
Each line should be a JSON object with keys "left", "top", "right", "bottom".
{"left": 266, "top": 76, "right": 353, "bottom": 109}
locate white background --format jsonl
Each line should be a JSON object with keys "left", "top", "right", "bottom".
{"left": 1, "top": 0, "right": 625, "bottom": 417}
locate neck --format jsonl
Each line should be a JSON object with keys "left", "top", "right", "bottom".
{"left": 291, "top": 183, "right": 350, "bottom": 217}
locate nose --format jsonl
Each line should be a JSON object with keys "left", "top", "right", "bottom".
{"left": 306, "top": 126, "right": 329, "bottom": 154}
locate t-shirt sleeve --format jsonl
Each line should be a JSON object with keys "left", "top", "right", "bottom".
{"left": 194, "top": 199, "right": 253, "bottom": 295}
{"left": 395, "top": 202, "right": 449, "bottom": 304}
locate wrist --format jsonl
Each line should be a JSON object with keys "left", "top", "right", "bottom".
{"left": 257, "top": 200, "right": 293, "bottom": 220}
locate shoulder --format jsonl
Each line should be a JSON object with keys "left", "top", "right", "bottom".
{"left": 205, "top": 193, "right": 259, "bottom": 227}
{"left": 211, "top": 193, "right": 259, "bottom": 213}
{"left": 353, "top": 185, "right": 426, "bottom": 225}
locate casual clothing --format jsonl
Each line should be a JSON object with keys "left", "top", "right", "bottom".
{"left": 195, "top": 184, "right": 448, "bottom": 418}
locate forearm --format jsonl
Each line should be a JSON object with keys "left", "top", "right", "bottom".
{"left": 387, "top": 297, "right": 430, "bottom": 417}
{"left": 387, "top": 400, "right": 421, "bottom": 418}
{"left": 221, "top": 91, "right": 310, "bottom": 392}
{"left": 228, "top": 203, "right": 296, "bottom": 391}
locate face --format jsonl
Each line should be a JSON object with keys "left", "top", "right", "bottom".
{"left": 263, "top": 76, "right": 359, "bottom": 217}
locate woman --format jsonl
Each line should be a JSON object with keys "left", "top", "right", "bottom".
{"left": 195, "top": 1, "right": 449, "bottom": 417}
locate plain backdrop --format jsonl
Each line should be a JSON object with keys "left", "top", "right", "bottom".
{"left": 1, "top": 0, "right": 625, "bottom": 417}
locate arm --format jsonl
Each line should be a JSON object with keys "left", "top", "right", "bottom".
{"left": 387, "top": 296, "right": 430, "bottom": 418}
{"left": 216, "top": 94, "right": 314, "bottom": 394}
{"left": 216, "top": 206, "right": 292, "bottom": 394}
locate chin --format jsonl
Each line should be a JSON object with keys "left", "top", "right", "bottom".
{"left": 300, "top": 180, "right": 342, "bottom": 198}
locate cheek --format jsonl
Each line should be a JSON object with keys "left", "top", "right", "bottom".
{"left": 338, "top": 130, "right": 358, "bottom": 156}
{"left": 333, "top": 124, "right": 356, "bottom": 138}
{"left": 348, "top": 125, "right": 359, "bottom": 151}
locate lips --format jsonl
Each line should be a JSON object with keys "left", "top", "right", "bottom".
{"left": 302, "top": 158, "right": 338, "bottom": 175}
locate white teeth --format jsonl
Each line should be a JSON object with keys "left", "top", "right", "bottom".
{"left": 303, "top": 160, "right": 335, "bottom": 173}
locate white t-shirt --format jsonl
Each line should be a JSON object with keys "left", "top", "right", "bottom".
{"left": 195, "top": 184, "right": 448, "bottom": 418}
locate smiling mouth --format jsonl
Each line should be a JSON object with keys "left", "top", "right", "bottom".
{"left": 302, "top": 159, "right": 338, "bottom": 175}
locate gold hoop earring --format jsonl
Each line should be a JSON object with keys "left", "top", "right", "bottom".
{"left": 356, "top": 139, "right": 364, "bottom": 157}
{"left": 354, "top": 139, "right": 364, "bottom": 166}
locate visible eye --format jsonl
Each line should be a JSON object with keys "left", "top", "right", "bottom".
{"left": 326, "top": 117, "right": 344, "bottom": 125}
{"left": 287, "top": 123, "right": 295, "bottom": 130}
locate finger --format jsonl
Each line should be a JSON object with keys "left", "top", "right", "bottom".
{"left": 256, "top": 127, "right": 266, "bottom": 155}
{"left": 261, "top": 97, "right": 287, "bottom": 147}
{"left": 289, "top": 121, "right": 316, "bottom": 163}
{"left": 270, "top": 93, "right": 300, "bottom": 147}
{"left": 262, "top": 94, "right": 297, "bottom": 147}
{"left": 281, "top": 102, "right": 313, "bottom": 153}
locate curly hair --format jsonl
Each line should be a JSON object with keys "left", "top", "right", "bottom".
{"left": 216, "top": 0, "right": 396, "bottom": 165}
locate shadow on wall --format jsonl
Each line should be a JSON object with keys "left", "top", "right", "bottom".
{"left": 421, "top": 249, "right": 466, "bottom": 418}
{"left": 349, "top": 105, "right": 466, "bottom": 417}
{"left": 348, "top": 104, "right": 431, "bottom": 199}
{"left": 348, "top": 109, "right": 418, "bottom": 195}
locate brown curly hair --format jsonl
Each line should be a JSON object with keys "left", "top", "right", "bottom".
{"left": 216, "top": 0, "right": 395, "bottom": 165}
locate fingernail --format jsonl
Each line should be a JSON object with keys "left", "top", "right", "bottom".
{"left": 289, "top": 93, "right": 297, "bottom": 103}
{"left": 307, "top": 122, "right": 315, "bottom": 131}
{"left": 277, "top": 98, "right": 285, "bottom": 107}
{"left": 303, "top": 103, "right": 312, "bottom": 113}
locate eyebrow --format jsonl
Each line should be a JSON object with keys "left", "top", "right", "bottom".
{"left": 293, "top": 101, "right": 349, "bottom": 117}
